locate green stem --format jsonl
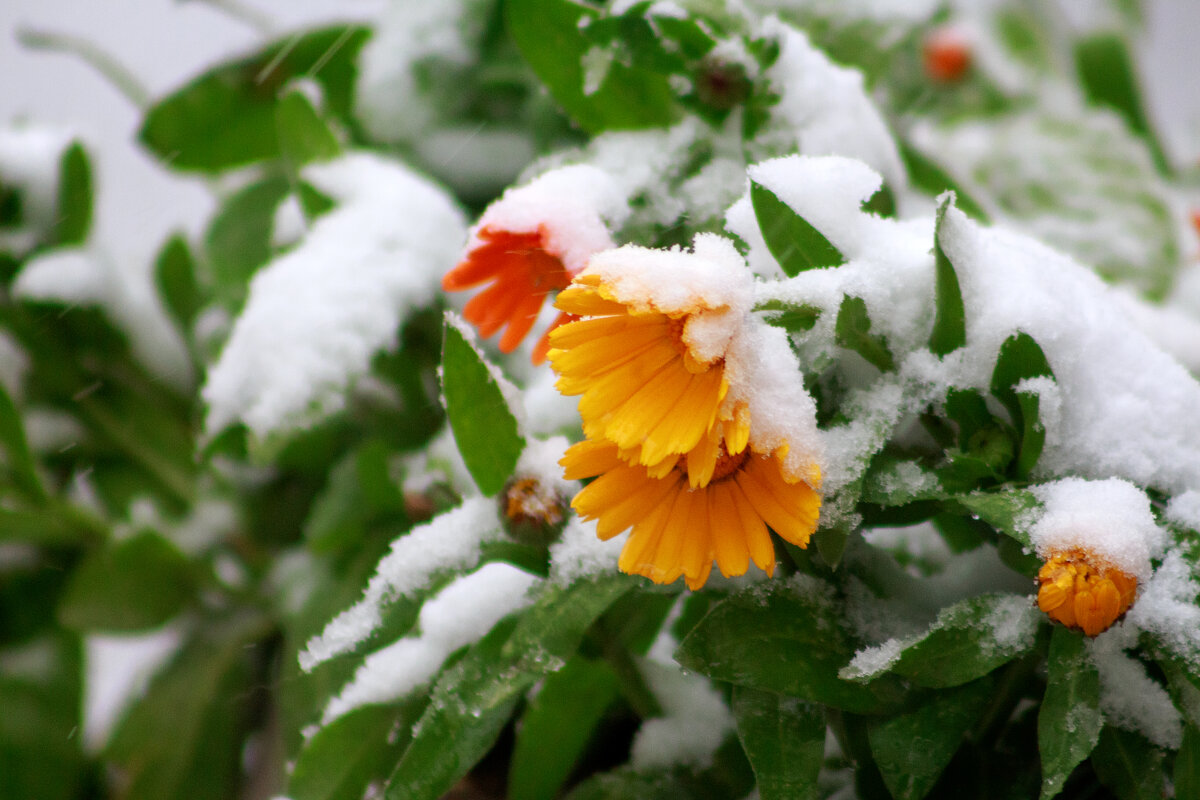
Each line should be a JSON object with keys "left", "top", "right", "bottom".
{"left": 17, "top": 28, "right": 151, "bottom": 110}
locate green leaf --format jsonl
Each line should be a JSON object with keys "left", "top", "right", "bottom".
{"left": 1038, "top": 627, "right": 1102, "bottom": 800}
{"left": 441, "top": 315, "right": 525, "bottom": 496}
{"left": 304, "top": 441, "right": 407, "bottom": 555}
{"left": 289, "top": 704, "right": 414, "bottom": 800}
{"left": 0, "top": 381, "right": 45, "bottom": 504}
{"left": 835, "top": 295, "right": 895, "bottom": 372}
{"left": 57, "top": 531, "right": 195, "bottom": 632}
{"left": 755, "top": 299, "right": 821, "bottom": 333}
{"left": 385, "top": 575, "right": 633, "bottom": 800}
{"left": 888, "top": 593, "right": 1041, "bottom": 689}
{"left": 53, "top": 141, "right": 92, "bottom": 245}
{"left": 990, "top": 332, "right": 1055, "bottom": 478}
{"left": 0, "top": 632, "right": 86, "bottom": 800}
{"left": 1090, "top": 727, "right": 1166, "bottom": 800}
{"left": 944, "top": 388, "right": 994, "bottom": 447}
{"left": 509, "top": 657, "right": 621, "bottom": 800}
{"left": 954, "top": 488, "right": 1040, "bottom": 550}
{"left": 899, "top": 143, "right": 989, "bottom": 222}
{"left": 868, "top": 677, "right": 994, "bottom": 800}
{"left": 929, "top": 196, "right": 966, "bottom": 356}
{"left": 732, "top": 687, "right": 824, "bottom": 800}
{"left": 276, "top": 90, "right": 341, "bottom": 172}
{"left": 106, "top": 615, "right": 265, "bottom": 800}
{"left": 676, "top": 577, "right": 906, "bottom": 714}
{"left": 750, "top": 181, "right": 844, "bottom": 277}
{"left": 1074, "top": 33, "right": 1169, "bottom": 174}
{"left": 205, "top": 174, "right": 291, "bottom": 303}
{"left": 506, "top": 0, "right": 676, "bottom": 133}
{"left": 154, "top": 234, "right": 203, "bottom": 333}
{"left": 140, "top": 26, "right": 368, "bottom": 172}
{"left": 1176, "top": 725, "right": 1200, "bottom": 800}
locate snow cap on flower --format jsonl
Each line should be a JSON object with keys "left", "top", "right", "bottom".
{"left": 1029, "top": 478, "right": 1164, "bottom": 637}
{"left": 443, "top": 164, "right": 628, "bottom": 361}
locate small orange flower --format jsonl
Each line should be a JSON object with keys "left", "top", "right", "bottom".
{"left": 442, "top": 225, "right": 574, "bottom": 363}
{"left": 562, "top": 437, "right": 821, "bottom": 590}
{"left": 1037, "top": 549, "right": 1138, "bottom": 637}
{"left": 923, "top": 26, "right": 972, "bottom": 84}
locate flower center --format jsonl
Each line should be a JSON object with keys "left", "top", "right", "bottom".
{"left": 679, "top": 441, "right": 750, "bottom": 484}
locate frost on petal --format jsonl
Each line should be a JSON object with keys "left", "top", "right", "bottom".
{"left": 321, "top": 562, "right": 540, "bottom": 723}
{"left": 203, "top": 152, "right": 466, "bottom": 438}
{"left": 299, "top": 496, "right": 502, "bottom": 671}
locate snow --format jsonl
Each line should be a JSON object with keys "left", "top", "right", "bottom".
{"left": 203, "top": 151, "right": 466, "bottom": 439}
{"left": 83, "top": 626, "right": 182, "bottom": 752}
{"left": 1166, "top": 491, "right": 1200, "bottom": 531}
{"left": 1027, "top": 478, "right": 1164, "bottom": 581}
{"left": 757, "top": 18, "right": 906, "bottom": 194}
{"left": 1090, "top": 634, "right": 1183, "bottom": 749}
{"left": 629, "top": 623, "right": 733, "bottom": 769}
{"left": 549, "top": 516, "right": 626, "bottom": 587}
{"left": 299, "top": 496, "right": 503, "bottom": 671}
{"left": 0, "top": 124, "right": 73, "bottom": 255}
{"left": 355, "top": 0, "right": 483, "bottom": 144}
{"left": 470, "top": 164, "right": 626, "bottom": 274}
{"left": 843, "top": 639, "right": 904, "bottom": 682}
{"left": 931, "top": 203, "right": 1200, "bottom": 496}
{"left": 322, "top": 561, "right": 540, "bottom": 723}
{"left": 1125, "top": 551, "right": 1200, "bottom": 668}
{"left": 513, "top": 435, "right": 577, "bottom": 507}
{"left": 14, "top": 247, "right": 193, "bottom": 389}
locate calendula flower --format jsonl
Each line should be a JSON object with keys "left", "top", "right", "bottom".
{"left": 1037, "top": 550, "right": 1138, "bottom": 637}
{"left": 548, "top": 235, "right": 754, "bottom": 469}
{"left": 562, "top": 437, "right": 821, "bottom": 590}
{"left": 442, "top": 165, "right": 624, "bottom": 363}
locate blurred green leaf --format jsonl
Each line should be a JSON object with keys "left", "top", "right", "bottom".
{"left": 1090, "top": 727, "right": 1166, "bottom": 800}
{"left": 676, "top": 578, "right": 906, "bottom": 713}
{"left": 1074, "top": 33, "right": 1168, "bottom": 174}
{"left": 899, "top": 143, "right": 989, "bottom": 222}
{"left": 53, "top": 141, "right": 92, "bottom": 245}
{"left": 929, "top": 196, "right": 966, "bottom": 356}
{"left": 954, "top": 488, "right": 1039, "bottom": 549}
{"left": 868, "top": 676, "right": 993, "bottom": 800}
{"left": 140, "top": 26, "right": 368, "bottom": 172}
{"left": 277, "top": 90, "right": 341, "bottom": 173}
{"left": 506, "top": 0, "right": 677, "bottom": 133}
{"left": 751, "top": 181, "right": 844, "bottom": 276}
{"left": 106, "top": 615, "right": 266, "bottom": 800}
{"left": 1038, "top": 627, "right": 1102, "bottom": 800}
{"left": 887, "top": 593, "right": 1041, "bottom": 689}
{"left": 835, "top": 295, "right": 895, "bottom": 371}
{"left": 509, "top": 657, "right": 621, "bottom": 800}
{"left": 0, "top": 633, "right": 86, "bottom": 800}
{"left": 205, "top": 174, "right": 291, "bottom": 304}
{"left": 289, "top": 703, "right": 415, "bottom": 800}
{"left": 0, "top": 381, "right": 46, "bottom": 504}
{"left": 441, "top": 316, "right": 525, "bottom": 496}
{"left": 154, "top": 234, "right": 204, "bottom": 333}
{"left": 732, "top": 687, "right": 824, "bottom": 800}
{"left": 1176, "top": 725, "right": 1200, "bottom": 800}
{"left": 57, "top": 531, "right": 194, "bottom": 632}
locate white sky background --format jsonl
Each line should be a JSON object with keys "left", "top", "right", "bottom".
{"left": 0, "top": 0, "right": 1197, "bottom": 269}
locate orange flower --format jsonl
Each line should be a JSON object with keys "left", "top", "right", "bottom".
{"left": 442, "top": 225, "right": 574, "bottom": 363}
{"left": 923, "top": 26, "right": 972, "bottom": 84}
{"left": 562, "top": 437, "right": 821, "bottom": 590}
{"left": 1037, "top": 549, "right": 1138, "bottom": 637}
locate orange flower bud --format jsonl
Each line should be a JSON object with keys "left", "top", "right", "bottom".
{"left": 923, "top": 27, "right": 972, "bottom": 84}
{"left": 1036, "top": 549, "right": 1138, "bottom": 637}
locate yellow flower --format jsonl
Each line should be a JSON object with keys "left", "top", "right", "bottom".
{"left": 548, "top": 274, "right": 735, "bottom": 470}
{"left": 562, "top": 437, "right": 821, "bottom": 590}
{"left": 1036, "top": 549, "right": 1138, "bottom": 637}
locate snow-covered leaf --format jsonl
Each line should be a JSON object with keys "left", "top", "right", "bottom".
{"left": 835, "top": 294, "right": 895, "bottom": 371}
{"left": 1038, "top": 627, "right": 1102, "bottom": 800}
{"left": 929, "top": 195, "right": 966, "bottom": 356}
{"left": 676, "top": 577, "right": 907, "bottom": 714}
{"left": 990, "top": 331, "right": 1055, "bottom": 477}
{"left": 750, "top": 180, "right": 844, "bottom": 276}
